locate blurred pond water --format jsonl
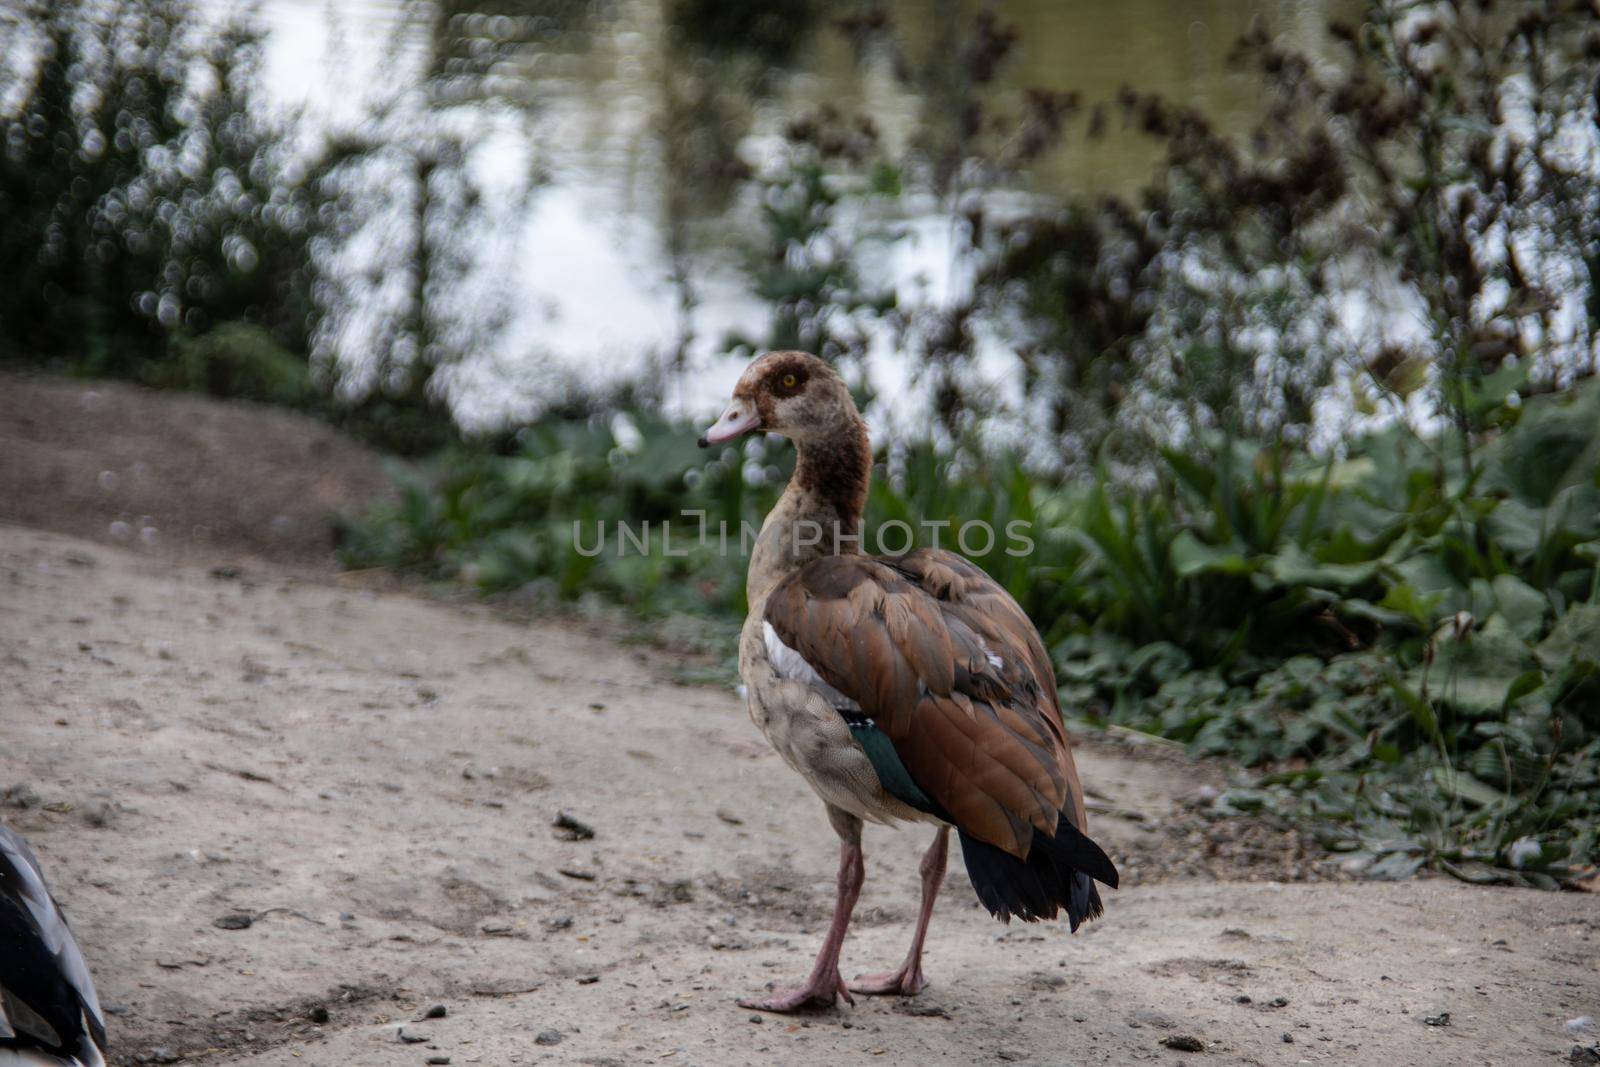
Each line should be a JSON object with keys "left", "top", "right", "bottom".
{"left": 239, "top": 0, "right": 1342, "bottom": 426}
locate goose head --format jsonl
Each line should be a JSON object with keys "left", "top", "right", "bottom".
{"left": 698, "top": 351, "right": 858, "bottom": 448}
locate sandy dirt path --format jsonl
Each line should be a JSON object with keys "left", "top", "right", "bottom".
{"left": 2, "top": 524, "right": 1595, "bottom": 1067}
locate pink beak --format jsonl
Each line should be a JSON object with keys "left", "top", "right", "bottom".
{"left": 698, "top": 401, "right": 761, "bottom": 448}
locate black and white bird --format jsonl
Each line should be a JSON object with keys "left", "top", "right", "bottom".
{"left": 1, "top": 826, "right": 106, "bottom": 1067}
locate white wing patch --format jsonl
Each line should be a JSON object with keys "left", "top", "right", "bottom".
{"left": 979, "top": 641, "right": 1004, "bottom": 671}
{"left": 763, "top": 622, "right": 861, "bottom": 711}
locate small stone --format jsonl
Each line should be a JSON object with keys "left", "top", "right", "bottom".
{"left": 547, "top": 915, "right": 573, "bottom": 930}
{"left": 1282, "top": 1032, "right": 1294, "bottom": 1043}
{"left": 534, "top": 1029, "right": 563, "bottom": 1045}
{"left": 553, "top": 811, "right": 596, "bottom": 840}
{"left": 1422, "top": 1012, "right": 1450, "bottom": 1027}
{"left": 748, "top": 1014, "right": 764, "bottom": 1024}
{"left": 1235, "top": 995, "right": 1252, "bottom": 1004}
{"left": 3, "top": 783, "right": 40, "bottom": 809}
{"left": 1161, "top": 1034, "right": 1205, "bottom": 1052}
{"left": 213, "top": 913, "right": 253, "bottom": 930}
{"left": 427, "top": 1058, "right": 451, "bottom": 1065}
{"left": 309, "top": 1006, "right": 330, "bottom": 1024}
{"left": 1269, "top": 996, "right": 1289, "bottom": 1008}
{"left": 576, "top": 975, "right": 599, "bottom": 985}
{"left": 424, "top": 1004, "right": 448, "bottom": 1019}
{"left": 81, "top": 797, "right": 117, "bottom": 828}
{"left": 398, "top": 1028, "right": 428, "bottom": 1044}
{"left": 481, "top": 920, "right": 512, "bottom": 935}
{"left": 149, "top": 1049, "right": 178, "bottom": 1065}
{"left": 1571, "top": 1045, "right": 1600, "bottom": 1066}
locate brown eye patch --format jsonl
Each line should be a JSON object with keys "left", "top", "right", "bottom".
{"left": 768, "top": 359, "right": 809, "bottom": 395}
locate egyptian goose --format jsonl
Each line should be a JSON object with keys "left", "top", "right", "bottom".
{"left": 1, "top": 826, "right": 106, "bottom": 1067}
{"left": 699, "top": 351, "right": 1117, "bottom": 1013}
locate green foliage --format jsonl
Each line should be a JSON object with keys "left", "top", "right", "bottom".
{"left": 1056, "top": 383, "right": 1600, "bottom": 887}
{"left": 726, "top": 108, "right": 899, "bottom": 366}
{"left": 0, "top": 0, "right": 463, "bottom": 453}
{"left": 340, "top": 415, "right": 1048, "bottom": 617}
{"left": 342, "top": 414, "right": 760, "bottom": 616}
{"left": 153, "top": 322, "right": 316, "bottom": 407}
{"left": 342, "top": 379, "right": 1600, "bottom": 887}
{"left": 0, "top": 0, "right": 323, "bottom": 374}
{"left": 801, "top": 1, "right": 1600, "bottom": 465}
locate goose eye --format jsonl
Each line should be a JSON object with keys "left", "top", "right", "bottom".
{"left": 782, "top": 374, "right": 797, "bottom": 388}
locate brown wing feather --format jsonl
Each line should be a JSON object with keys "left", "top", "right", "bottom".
{"left": 899, "top": 549, "right": 1090, "bottom": 834}
{"left": 764, "top": 549, "right": 1091, "bottom": 858}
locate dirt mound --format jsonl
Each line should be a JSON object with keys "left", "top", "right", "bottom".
{"left": 0, "top": 372, "right": 393, "bottom": 569}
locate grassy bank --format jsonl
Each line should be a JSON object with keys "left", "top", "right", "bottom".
{"left": 341, "top": 379, "right": 1600, "bottom": 889}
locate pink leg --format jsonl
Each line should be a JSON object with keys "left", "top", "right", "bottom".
{"left": 850, "top": 826, "right": 948, "bottom": 996}
{"left": 740, "top": 840, "right": 865, "bottom": 1013}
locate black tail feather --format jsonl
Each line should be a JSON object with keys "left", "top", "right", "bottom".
{"left": 958, "top": 814, "right": 1118, "bottom": 928}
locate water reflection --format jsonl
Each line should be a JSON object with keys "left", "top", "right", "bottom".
{"left": 243, "top": 0, "right": 1341, "bottom": 425}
